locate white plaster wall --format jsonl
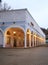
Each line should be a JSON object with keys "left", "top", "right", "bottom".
{"left": 25, "top": 10, "right": 45, "bottom": 38}
{"left": 0, "top": 9, "right": 45, "bottom": 38}
{"left": 0, "top": 9, "right": 26, "bottom": 22}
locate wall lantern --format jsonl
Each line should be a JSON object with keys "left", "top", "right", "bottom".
{"left": 13, "top": 22, "right": 16, "bottom": 24}
{"left": 2, "top": 22, "right": 5, "bottom": 25}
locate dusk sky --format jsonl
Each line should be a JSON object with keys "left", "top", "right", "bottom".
{"left": 2, "top": 0, "right": 48, "bottom": 29}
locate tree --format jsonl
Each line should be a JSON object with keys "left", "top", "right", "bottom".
{"left": 2, "top": 3, "right": 11, "bottom": 11}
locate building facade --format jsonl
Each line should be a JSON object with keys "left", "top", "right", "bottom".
{"left": 0, "top": 9, "right": 45, "bottom": 48}
{"left": 41, "top": 28, "right": 48, "bottom": 43}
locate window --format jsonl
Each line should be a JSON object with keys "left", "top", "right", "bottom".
{"left": 30, "top": 22, "right": 34, "bottom": 26}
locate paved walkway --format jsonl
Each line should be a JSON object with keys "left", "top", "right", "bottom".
{"left": 0, "top": 47, "right": 48, "bottom": 65}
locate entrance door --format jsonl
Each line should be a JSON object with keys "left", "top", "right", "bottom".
{"left": 13, "top": 38, "right": 17, "bottom": 47}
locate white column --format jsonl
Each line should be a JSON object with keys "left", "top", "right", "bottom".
{"left": 29, "top": 34, "right": 31, "bottom": 47}
{"left": 39, "top": 40, "right": 40, "bottom": 45}
{"left": 24, "top": 33, "right": 27, "bottom": 48}
{"left": 35, "top": 36, "right": 36, "bottom": 46}
{"left": 36, "top": 37, "right": 38, "bottom": 46}
{"left": 32, "top": 33, "right": 34, "bottom": 47}
{"left": 44, "top": 38, "right": 46, "bottom": 44}
{"left": 3, "top": 35, "right": 6, "bottom": 47}
{"left": 41, "top": 40, "right": 42, "bottom": 45}
{"left": 37, "top": 37, "right": 38, "bottom": 46}
{"left": 38, "top": 38, "right": 39, "bottom": 46}
{"left": 11, "top": 37, "right": 13, "bottom": 47}
{"left": 2, "top": 35, "right": 4, "bottom": 47}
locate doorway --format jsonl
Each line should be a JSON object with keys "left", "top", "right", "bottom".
{"left": 13, "top": 38, "right": 17, "bottom": 47}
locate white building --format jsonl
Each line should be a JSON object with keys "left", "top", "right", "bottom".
{"left": 0, "top": 8, "right": 45, "bottom": 48}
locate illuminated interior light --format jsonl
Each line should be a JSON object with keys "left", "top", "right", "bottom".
{"left": 13, "top": 31, "right": 16, "bottom": 34}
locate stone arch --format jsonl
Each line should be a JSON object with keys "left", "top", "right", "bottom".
{"left": 4, "top": 26, "right": 25, "bottom": 48}
{"left": 4, "top": 25, "right": 25, "bottom": 34}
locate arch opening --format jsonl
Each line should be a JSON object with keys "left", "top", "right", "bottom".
{"left": 5, "top": 27, "right": 25, "bottom": 48}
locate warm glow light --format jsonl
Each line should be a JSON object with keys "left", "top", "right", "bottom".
{"left": 34, "top": 34, "right": 36, "bottom": 37}
{"left": 13, "top": 31, "right": 16, "bottom": 34}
